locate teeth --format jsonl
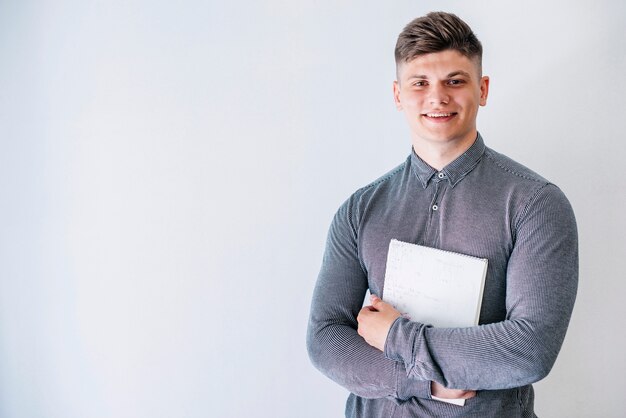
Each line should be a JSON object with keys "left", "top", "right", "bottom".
{"left": 426, "top": 113, "right": 452, "bottom": 118}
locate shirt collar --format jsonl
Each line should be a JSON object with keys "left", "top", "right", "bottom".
{"left": 410, "top": 133, "right": 486, "bottom": 189}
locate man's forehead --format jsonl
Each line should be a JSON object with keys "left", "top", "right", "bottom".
{"left": 397, "top": 50, "right": 482, "bottom": 79}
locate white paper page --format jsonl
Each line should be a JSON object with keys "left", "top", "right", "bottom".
{"left": 431, "top": 395, "right": 467, "bottom": 406}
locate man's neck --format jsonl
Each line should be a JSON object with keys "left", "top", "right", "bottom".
{"left": 412, "top": 134, "right": 478, "bottom": 171}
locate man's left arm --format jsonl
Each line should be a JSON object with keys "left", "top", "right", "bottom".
{"left": 359, "top": 183, "right": 578, "bottom": 390}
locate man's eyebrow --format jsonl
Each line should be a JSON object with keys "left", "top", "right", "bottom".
{"left": 447, "top": 70, "right": 472, "bottom": 78}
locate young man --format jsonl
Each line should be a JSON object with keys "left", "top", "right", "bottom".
{"left": 307, "top": 11, "right": 578, "bottom": 418}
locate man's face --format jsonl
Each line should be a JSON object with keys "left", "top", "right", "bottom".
{"left": 393, "top": 49, "right": 489, "bottom": 151}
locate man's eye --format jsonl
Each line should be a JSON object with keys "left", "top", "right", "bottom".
{"left": 413, "top": 81, "right": 427, "bottom": 87}
{"left": 448, "top": 79, "right": 464, "bottom": 85}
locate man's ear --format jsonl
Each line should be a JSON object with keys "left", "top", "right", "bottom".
{"left": 393, "top": 80, "right": 403, "bottom": 110}
{"left": 479, "top": 76, "right": 490, "bottom": 106}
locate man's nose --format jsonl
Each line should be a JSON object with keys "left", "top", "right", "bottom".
{"left": 428, "top": 84, "right": 449, "bottom": 105}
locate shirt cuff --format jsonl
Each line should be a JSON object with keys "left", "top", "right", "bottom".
{"left": 386, "top": 317, "right": 432, "bottom": 400}
{"left": 396, "top": 370, "right": 431, "bottom": 400}
{"left": 384, "top": 316, "right": 422, "bottom": 364}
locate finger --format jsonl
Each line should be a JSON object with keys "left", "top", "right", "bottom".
{"left": 371, "top": 295, "right": 387, "bottom": 310}
{"left": 357, "top": 306, "right": 375, "bottom": 322}
{"left": 459, "top": 390, "right": 477, "bottom": 399}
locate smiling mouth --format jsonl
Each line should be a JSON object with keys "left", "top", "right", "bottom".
{"left": 424, "top": 112, "right": 456, "bottom": 118}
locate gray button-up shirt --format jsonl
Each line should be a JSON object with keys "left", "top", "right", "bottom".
{"left": 307, "top": 134, "right": 578, "bottom": 417}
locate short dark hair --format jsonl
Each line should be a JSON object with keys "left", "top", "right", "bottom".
{"left": 395, "top": 12, "right": 483, "bottom": 73}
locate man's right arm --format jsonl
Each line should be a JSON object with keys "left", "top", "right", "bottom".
{"left": 306, "top": 197, "right": 430, "bottom": 401}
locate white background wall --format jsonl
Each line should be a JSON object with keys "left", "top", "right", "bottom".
{"left": 1, "top": 1, "right": 624, "bottom": 417}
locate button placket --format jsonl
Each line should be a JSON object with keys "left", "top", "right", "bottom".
{"left": 424, "top": 177, "right": 446, "bottom": 248}
{"left": 430, "top": 179, "right": 441, "bottom": 213}
{"left": 430, "top": 173, "right": 446, "bottom": 212}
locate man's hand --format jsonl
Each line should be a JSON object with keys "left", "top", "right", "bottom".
{"left": 357, "top": 295, "right": 402, "bottom": 351}
{"left": 431, "top": 381, "right": 476, "bottom": 400}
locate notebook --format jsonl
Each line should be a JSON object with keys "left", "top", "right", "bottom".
{"left": 383, "top": 239, "right": 488, "bottom": 328}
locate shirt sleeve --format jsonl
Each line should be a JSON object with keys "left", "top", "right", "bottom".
{"left": 306, "top": 196, "right": 431, "bottom": 401}
{"left": 384, "top": 183, "right": 579, "bottom": 390}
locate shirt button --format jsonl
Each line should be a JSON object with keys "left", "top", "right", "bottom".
{"left": 437, "top": 172, "right": 445, "bottom": 179}
{"left": 432, "top": 204, "right": 439, "bottom": 211}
